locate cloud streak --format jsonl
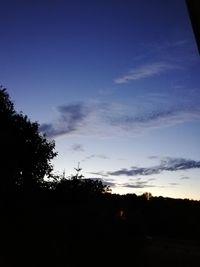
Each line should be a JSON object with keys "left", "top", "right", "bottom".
{"left": 107, "top": 157, "right": 200, "bottom": 177}
{"left": 180, "top": 176, "right": 190, "bottom": 180}
{"left": 114, "top": 62, "right": 178, "bottom": 84}
{"left": 88, "top": 171, "right": 109, "bottom": 177}
{"left": 109, "top": 107, "right": 200, "bottom": 133}
{"left": 87, "top": 178, "right": 155, "bottom": 189}
{"left": 122, "top": 181, "right": 157, "bottom": 188}
{"left": 40, "top": 103, "right": 90, "bottom": 138}
{"left": 71, "top": 144, "right": 85, "bottom": 152}
{"left": 82, "top": 154, "right": 109, "bottom": 162}
{"left": 40, "top": 96, "right": 200, "bottom": 138}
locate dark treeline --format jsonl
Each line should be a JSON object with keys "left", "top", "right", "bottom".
{"left": 2, "top": 185, "right": 200, "bottom": 266}
{"left": 1, "top": 87, "right": 200, "bottom": 266}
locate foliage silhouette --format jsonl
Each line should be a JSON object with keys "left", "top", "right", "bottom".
{"left": 0, "top": 86, "right": 57, "bottom": 195}
{"left": 51, "top": 163, "right": 111, "bottom": 201}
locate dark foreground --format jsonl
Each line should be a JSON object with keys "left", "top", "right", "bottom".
{"left": 2, "top": 194, "right": 200, "bottom": 266}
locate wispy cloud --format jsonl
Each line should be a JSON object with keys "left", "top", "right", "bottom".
{"left": 103, "top": 180, "right": 155, "bottom": 189}
{"left": 40, "top": 95, "right": 200, "bottom": 138}
{"left": 114, "top": 39, "right": 196, "bottom": 85}
{"left": 180, "top": 176, "right": 190, "bottom": 180}
{"left": 122, "top": 181, "right": 157, "bottom": 188}
{"left": 169, "top": 183, "right": 179, "bottom": 186}
{"left": 71, "top": 144, "right": 85, "bottom": 152}
{"left": 39, "top": 101, "right": 114, "bottom": 138}
{"left": 109, "top": 106, "right": 200, "bottom": 133}
{"left": 114, "top": 62, "right": 178, "bottom": 84}
{"left": 153, "top": 39, "right": 197, "bottom": 64}
{"left": 82, "top": 154, "right": 109, "bottom": 162}
{"left": 88, "top": 171, "right": 109, "bottom": 177}
{"left": 40, "top": 103, "right": 90, "bottom": 138}
{"left": 160, "top": 40, "right": 188, "bottom": 49}
{"left": 107, "top": 157, "right": 200, "bottom": 177}
{"left": 110, "top": 177, "right": 158, "bottom": 189}
{"left": 148, "top": 156, "right": 159, "bottom": 159}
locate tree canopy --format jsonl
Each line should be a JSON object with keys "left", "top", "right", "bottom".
{"left": 51, "top": 163, "right": 111, "bottom": 199}
{"left": 0, "top": 87, "right": 57, "bottom": 194}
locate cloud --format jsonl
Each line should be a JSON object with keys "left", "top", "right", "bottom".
{"left": 102, "top": 180, "right": 117, "bottom": 187}
{"left": 134, "top": 40, "right": 195, "bottom": 66}
{"left": 148, "top": 156, "right": 159, "bottom": 159}
{"left": 122, "top": 181, "right": 157, "bottom": 188}
{"left": 115, "top": 177, "right": 159, "bottom": 189}
{"left": 82, "top": 154, "right": 109, "bottom": 162}
{"left": 71, "top": 144, "right": 84, "bottom": 152}
{"left": 40, "top": 96, "right": 200, "bottom": 138}
{"left": 114, "top": 62, "right": 178, "bottom": 84}
{"left": 88, "top": 171, "right": 109, "bottom": 177}
{"left": 107, "top": 157, "right": 200, "bottom": 177}
{"left": 86, "top": 175, "right": 160, "bottom": 190}
{"left": 85, "top": 175, "right": 159, "bottom": 190}
{"left": 147, "top": 178, "right": 157, "bottom": 181}
{"left": 169, "top": 183, "right": 179, "bottom": 186}
{"left": 160, "top": 157, "right": 200, "bottom": 171}
{"left": 161, "top": 40, "right": 188, "bottom": 48}
{"left": 40, "top": 103, "right": 90, "bottom": 138}
{"left": 39, "top": 101, "right": 116, "bottom": 138}
{"left": 109, "top": 107, "right": 200, "bottom": 133}
{"left": 180, "top": 176, "right": 190, "bottom": 180}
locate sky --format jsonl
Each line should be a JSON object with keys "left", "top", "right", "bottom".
{"left": 1, "top": 0, "right": 200, "bottom": 200}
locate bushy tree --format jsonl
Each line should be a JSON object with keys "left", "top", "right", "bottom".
{"left": 0, "top": 87, "right": 57, "bottom": 194}
{"left": 52, "top": 164, "right": 111, "bottom": 198}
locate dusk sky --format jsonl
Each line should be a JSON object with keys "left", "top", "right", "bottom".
{"left": 1, "top": 0, "right": 200, "bottom": 199}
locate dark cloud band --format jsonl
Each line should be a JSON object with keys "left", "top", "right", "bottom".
{"left": 107, "top": 157, "right": 200, "bottom": 177}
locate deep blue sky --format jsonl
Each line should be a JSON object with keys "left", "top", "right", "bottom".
{"left": 1, "top": 0, "right": 200, "bottom": 199}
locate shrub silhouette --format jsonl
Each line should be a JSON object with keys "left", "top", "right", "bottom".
{"left": 52, "top": 164, "right": 111, "bottom": 200}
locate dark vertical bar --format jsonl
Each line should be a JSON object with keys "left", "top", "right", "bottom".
{"left": 186, "top": 0, "right": 200, "bottom": 54}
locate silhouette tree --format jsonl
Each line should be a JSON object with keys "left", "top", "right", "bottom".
{"left": 53, "top": 163, "right": 111, "bottom": 199}
{"left": 72, "top": 162, "right": 84, "bottom": 179}
{"left": 0, "top": 87, "right": 57, "bottom": 194}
